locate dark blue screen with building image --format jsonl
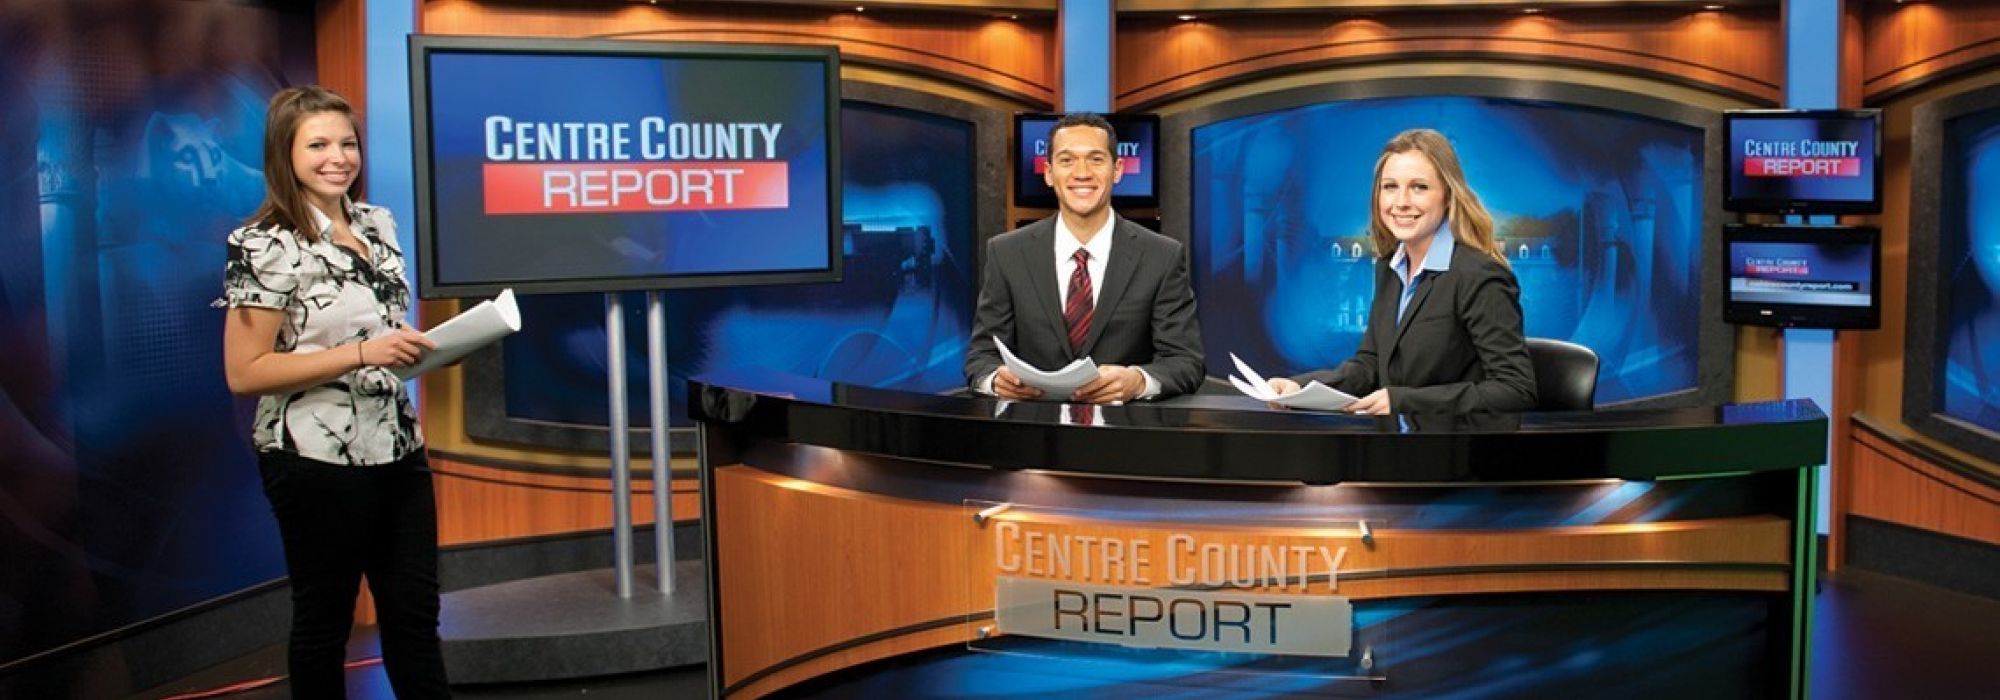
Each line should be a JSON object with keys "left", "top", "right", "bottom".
{"left": 501, "top": 101, "right": 976, "bottom": 426}
{"left": 1191, "top": 95, "right": 1705, "bottom": 405}
{"left": 1940, "top": 109, "right": 2000, "bottom": 434}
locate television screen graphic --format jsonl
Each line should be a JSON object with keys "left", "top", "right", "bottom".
{"left": 501, "top": 101, "right": 977, "bottom": 427}
{"left": 1014, "top": 113, "right": 1158, "bottom": 207}
{"left": 412, "top": 37, "right": 839, "bottom": 297}
{"left": 1940, "top": 110, "right": 2000, "bottom": 434}
{"left": 1192, "top": 95, "right": 1705, "bottom": 405}
{"left": 1724, "top": 110, "right": 1880, "bottom": 214}
{"left": 1727, "top": 240, "right": 1873, "bottom": 308}
{"left": 1719, "top": 225, "right": 1878, "bottom": 329}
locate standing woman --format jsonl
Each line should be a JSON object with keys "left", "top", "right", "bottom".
{"left": 1268, "top": 128, "right": 1536, "bottom": 414}
{"left": 217, "top": 86, "right": 449, "bottom": 698}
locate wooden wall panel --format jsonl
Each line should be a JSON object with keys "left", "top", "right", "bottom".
{"left": 715, "top": 466, "right": 980, "bottom": 690}
{"left": 1850, "top": 427, "right": 2000, "bottom": 548}
{"left": 1827, "top": 0, "right": 1871, "bottom": 572}
{"left": 314, "top": 0, "right": 367, "bottom": 117}
{"left": 1862, "top": 0, "right": 2000, "bottom": 103}
{"left": 1831, "top": 0, "right": 2000, "bottom": 566}
{"left": 431, "top": 456, "right": 700, "bottom": 547}
{"left": 1116, "top": 6, "right": 1782, "bottom": 110}
{"left": 350, "top": 457, "right": 697, "bottom": 625}
{"left": 420, "top": 0, "right": 1055, "bottom": 107}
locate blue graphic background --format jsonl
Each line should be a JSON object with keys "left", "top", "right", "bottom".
{"left": 1940, "top": 109, "right": 2000, "bottom": 434}
{"left": 0, "top": 3, "right": 303, "bottom": 664}
{"left": 423, "top": 51, "right": 833, "bottom": 287}
{"left": 502, "top": 101, "right": 977, "bottom": 426}
{"left": 1191, "top": 96, "right": 1705, "bottom": 405}
{"left": 1726, "top": 114, "right": 1878, "bottom": 206}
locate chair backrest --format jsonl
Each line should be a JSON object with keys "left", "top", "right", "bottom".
{"left": 1525, "top": 337, "right": 1599, "bottom": 411}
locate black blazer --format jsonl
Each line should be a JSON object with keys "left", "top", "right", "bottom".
{"left": 964, "top": 216, "right": 1206, "bottom": 397}
{"left": 1296, "top": 244, "right": 1537, "bottom": 413}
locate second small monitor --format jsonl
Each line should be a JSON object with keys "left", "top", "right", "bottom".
{"left": 1014, "top": 112, "right": 1159, "bottom": 209}
{"left": 1722, "top": 224, "right": 1881, "bottom": 330}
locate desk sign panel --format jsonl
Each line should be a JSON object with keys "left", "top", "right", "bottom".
{"left": 995, "top": 576, "right": 1354, "bottom": 657}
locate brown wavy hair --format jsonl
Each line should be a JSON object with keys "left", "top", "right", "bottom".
{"left": 245, "top": 86, "right": 359, "bottom": 244}
{"left": 1366, "top": 128, "right": 1507, "bottom": 268}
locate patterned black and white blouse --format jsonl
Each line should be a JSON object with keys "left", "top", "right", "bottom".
{"left": 214, "top": 199, "right": 422, "bottom": 466}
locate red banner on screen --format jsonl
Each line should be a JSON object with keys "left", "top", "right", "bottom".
{"left": 1745, "top": 263, "right": 1810, "bottom": 275}
{"left": 1743, "top": 157, "right": 1861, "bottom": 177}
{"left": 483, "top": 162, "right": 789, "bottom": 214}
{"left": 1031, "top": 156, "right": 1144, "bottom": 174}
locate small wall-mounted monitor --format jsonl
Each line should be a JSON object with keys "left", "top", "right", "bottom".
{"left": 410, "top": 35, "right": 842, "bottom": 298}
{"left": 1723, "top": 109, "right": 1882, "bottom": 215}
{"left": 1723, "top": 224, "right": 1880, "bottom": 329}
{"left": 1013, "top": 112, "right": 1158, "bottom": 209}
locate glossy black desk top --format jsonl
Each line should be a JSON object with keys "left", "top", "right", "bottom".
{"left": 690, "top": 370, "right": 1828, "bottom": 484}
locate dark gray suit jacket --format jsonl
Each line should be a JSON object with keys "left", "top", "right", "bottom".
{"left": 964, "top": 216, "right": 1206, "bottom": 397}
{"left": 1297, "top": 244, "right": 1537, "bottom": 413}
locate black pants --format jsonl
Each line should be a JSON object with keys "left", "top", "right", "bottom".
{"left": 259, "top": 450, "right": 450, "bottom": 699}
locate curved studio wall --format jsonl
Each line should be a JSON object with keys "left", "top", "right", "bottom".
{"left": 1, "top": 0, "right": 314, "bottom": 680}
{"left": 1176, "top": 82, "right": 1724, "bottom": 407}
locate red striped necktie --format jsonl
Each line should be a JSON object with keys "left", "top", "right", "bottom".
{"left": 1068, "top": 403, "right": 1095, "bottom": 425}
{"left": 1064, "top": 248, "right": 1093, "bottom": 354}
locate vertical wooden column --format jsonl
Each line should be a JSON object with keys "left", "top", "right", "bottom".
{"left": 314, "top": 0, "right": 367, "bottom": 121}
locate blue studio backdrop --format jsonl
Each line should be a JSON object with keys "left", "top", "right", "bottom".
{"left": 1941, "top": 107, "right": 2000, "bottom": 433}
{"left": 1191, "top": 95, "right": 1705, "bottom": 405}
{"left": 1, "top": 2, "right": 309, "bottom": 665}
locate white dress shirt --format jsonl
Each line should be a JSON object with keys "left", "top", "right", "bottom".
{"left": 980, "top": 213, "right": 1161, "bottom": 399}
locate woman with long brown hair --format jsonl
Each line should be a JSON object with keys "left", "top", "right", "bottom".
{"left": 1268, "top": 128, "right": 1536, "bottom": 414}
{"left": 216, "top": 85, "right": 449, "bottom": 698}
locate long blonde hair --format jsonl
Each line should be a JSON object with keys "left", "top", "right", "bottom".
{"left": 245, "top": 86, "right": 360, "bottom": 244}
{"left": 1367, "top": 128, "right": 1507, "bottom": 267}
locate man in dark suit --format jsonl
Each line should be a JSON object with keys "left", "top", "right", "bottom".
{"left": 964, "top": 113, "right": 1204, "bottom": 403}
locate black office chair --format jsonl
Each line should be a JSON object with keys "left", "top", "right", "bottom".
{"left": 1525, "top": 337, "right": 1599, "bottom": 411}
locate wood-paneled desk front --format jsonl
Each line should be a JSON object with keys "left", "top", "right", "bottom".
{"left": 691, "top": 371, "right": 1826, "bottom": 699}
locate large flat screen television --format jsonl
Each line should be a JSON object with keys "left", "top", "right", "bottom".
{"left": 1723, "top": 109, "right": 1882, "bottom": 215}
{"left": 461, "top": 82, "right": 1001, "bottom": 455}
{"left": 1013, "top": 112, "right": 1158, "bottom": 209}
{"left": 409, "top": 35, "right": 842, "bottom": 297}
{"left": 1172, "top": 78, "right": 1731, "bottom": 409}
{"left": 1905, "top": 85, "right": 2000, "bottom": 463}
{"left": 1722, "top": 224, "right": 1880, "bottom": 330}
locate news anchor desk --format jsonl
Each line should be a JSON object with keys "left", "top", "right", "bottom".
{"left": 691, "top": 371, "right": 1826, "bottom": 699}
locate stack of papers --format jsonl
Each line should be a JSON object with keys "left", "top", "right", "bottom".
{"left": 393, "top": 289, "right": 523, "bottom": 380}
{"left": 1227, "top": 353, "right": 1357, "bottom": 411}
{"left": 993, "top": 336, "right": 1099, "bottom": 399}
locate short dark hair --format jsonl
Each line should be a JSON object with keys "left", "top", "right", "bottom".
{"left": 1051, "top": 112, "right": 1117, "bottom": 151}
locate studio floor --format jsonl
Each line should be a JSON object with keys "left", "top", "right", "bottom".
{"left": 139, "top": 568, "right": 1997, "bottom": 699}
